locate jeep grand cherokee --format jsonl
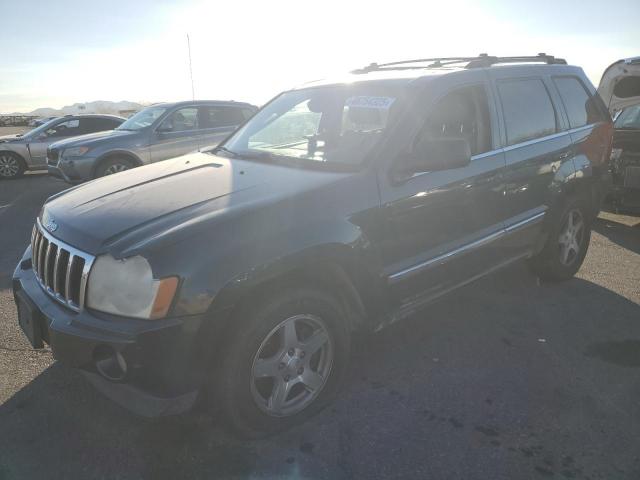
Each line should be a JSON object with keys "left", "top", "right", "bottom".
{"left": 13, "top": 54, "right": 640, "bottom": 436}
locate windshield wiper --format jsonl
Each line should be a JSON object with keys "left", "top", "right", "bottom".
{"left": 212, "top": 146, "right": 241, "bottom": 158}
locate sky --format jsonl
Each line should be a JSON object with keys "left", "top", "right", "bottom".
{"left": 1, "top": 0, "right": 639, "bottom": 113}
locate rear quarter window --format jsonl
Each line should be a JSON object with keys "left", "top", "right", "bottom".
{"left": 497, "top": 78, "right": 557, "bottom": 146}
{"left": 554, "top": 76, "right": 606, "bottom": 128}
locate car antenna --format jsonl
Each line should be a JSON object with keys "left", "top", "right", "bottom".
{"left": 187, "top": 34, "right": 195, "bottom": 100}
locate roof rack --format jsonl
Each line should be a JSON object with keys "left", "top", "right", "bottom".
{"left": 351, "top": 53, "right": 567, "bottom": 74}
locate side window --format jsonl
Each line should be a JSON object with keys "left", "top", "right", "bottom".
{"left": 614, "top": 105, "right": 640, "bottom": 129}
{"left": 418, "top": 84, "right": 492, "bottom": 156}
{"left": 498, "top": 79, "right": 557, "bottom": 145}
{"left": 241, "top": 108, "right": 256, "bottom": 121}
{"left": 554, "top": 76, "right": 602, "bottom": 128}
{"left": 81, "top": 118, "right": 120, "bottom": 133}
{"left": 159, "top": 107, "right": 199, "bottom": 132}
{"left": 45, "top": 119, "right": 81, "bottom": 138}
{"left": 201, "top": 106, "right": 246, "bottom": 129}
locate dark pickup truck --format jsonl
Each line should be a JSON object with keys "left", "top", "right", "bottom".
{"left": 13, "top": 54, "right": 640, "bottom": 436}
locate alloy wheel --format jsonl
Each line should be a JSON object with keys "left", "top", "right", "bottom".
{"left": 104, "top": 163, "right": 129, "bottom": 175}
{"left": 0, "top": 154, "right": 19, "bottom": 177}
{"left": 558, "top": 208, "right": 584, "bottom": 266}
{"left": 250, "top": 314, "right": 333, "bottom": 417}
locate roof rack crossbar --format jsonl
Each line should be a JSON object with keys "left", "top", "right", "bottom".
{"left": 351, "top": 53, "right": 567, "bottom": 74}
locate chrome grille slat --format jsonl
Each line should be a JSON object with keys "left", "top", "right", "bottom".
{"left": 44, "top": 242, "right": 54, "bottom": 287}
{"left": 31, "top": 219, "right": 95, "bottom": 312}
{"left": 39, "top": 237, "right": 48, "bottom": 278}
{"left": 65, "top": 255, "right": 75, "bottom": 304}
{"left": 53, "top": 247, "right": 62, "bottom": 294}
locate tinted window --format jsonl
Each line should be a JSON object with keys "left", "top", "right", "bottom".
{"left": 82, "top": 117, "right": 122, "bottom": 133}
{"left": 418, "top": 84, "right": 492, "bottom": 156}
{"left": 553, "top": 77, "right": 594, "bottom": 128}
{"left": 45, "top": 119, "right": 81, "bottom": 138}
{"left": 498, "top": 79, "right": 557, "bottom": 145}
{"left": 159, "top": 107, "right": 199, "bottom": 132}
{"left": 201, "top": 106, "right": 247, "bottom": 128}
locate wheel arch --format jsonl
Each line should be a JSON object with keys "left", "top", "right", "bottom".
{"left": 194, "top": 247, "right": 385, "bottom": 362}
{"left": 92, "top": 150, "right": 143, "bottom": 177}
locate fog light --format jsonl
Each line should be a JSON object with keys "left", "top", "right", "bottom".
{"left": 93, "top": 345, "right": 127, "bottom": 381}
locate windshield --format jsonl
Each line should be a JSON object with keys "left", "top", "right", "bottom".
{"left": 116, "top": 105, "right": 167, "bottom": 131}
{"left": 614, "top": 104, "right": 640, "bottom": 129}
{"left": 221, "top": 85, "right": 402, "bottom": 166}
{"left": 25, "top": 117, "right": 60, "bottom": 137}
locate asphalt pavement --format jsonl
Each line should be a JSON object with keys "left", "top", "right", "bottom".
{"left": 1, "top": 173, "right": 639, "bottom": 480}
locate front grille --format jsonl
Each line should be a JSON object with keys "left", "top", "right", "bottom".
{"left": 47, "top": 148, "right": 59, "bottom": 166}
{"left": 31, "top": 221, "right": 95, "bottom": 312}
{"left": 624, "top": 166, "right": 640, "bottom": 189}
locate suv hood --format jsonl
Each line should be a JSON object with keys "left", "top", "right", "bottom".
{"left": 41, "top": 152, "right": 350, "bottom": 255}
{"left": 598, "top": 57, "right": 640, "bottom": 115}
{"left": 49, "top": 129, "right": 133, "bottom": 150}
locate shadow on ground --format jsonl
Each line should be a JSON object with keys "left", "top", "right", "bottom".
{"left": 2, "top": 262, "right": 640, "bottom": 479}
{"left": 592, "top": 216, "right": 640, "bottom": 255}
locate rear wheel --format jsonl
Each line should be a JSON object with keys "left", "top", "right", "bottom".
{"left": 211, "top": 287, "right": 350, "bottom": 437}
{"left": 95, "top": 157, "right": 134, "bottom": 178}
{"left": 0, "top": 152, "right": 25, "bottom": 179}
{"left": 528, "top": 196, "right": 592, "bottom": 281}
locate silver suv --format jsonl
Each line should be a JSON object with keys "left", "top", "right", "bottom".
{"left": 47, "top": 100, "right": 257, "bottom": 183}
{"left": 0, "top": 115, "right": 124, "bottom": 179}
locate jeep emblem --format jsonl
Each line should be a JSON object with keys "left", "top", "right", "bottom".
{"left": 43, "top": 217, "right": 58, "bottom": 233}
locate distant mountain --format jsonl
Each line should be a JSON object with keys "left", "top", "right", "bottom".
{"left": 16, "top": 101, "right": 146, "bottom": 117}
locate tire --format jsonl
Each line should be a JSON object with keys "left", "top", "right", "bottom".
{"left": 211, "top": 286, "right": 351, "bottom": 437}
{"left": 94, "top": 157, "right": 134, "bottom": 178}
{"left": 0, "top": 152, "right": 26, "bottom": 179}
{"left": 528, "top": 196, "right": 592, "bottom": 281}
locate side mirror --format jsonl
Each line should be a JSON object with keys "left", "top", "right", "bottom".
{"left": 405, "top": 137, "right": 471, "bottom": 174}
{"left": 156, "top": 126, "right": 173, "bottom": 134}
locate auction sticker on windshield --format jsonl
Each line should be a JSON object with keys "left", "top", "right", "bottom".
{"left": 345, "top": 96, "right": 395, "bottom": 109}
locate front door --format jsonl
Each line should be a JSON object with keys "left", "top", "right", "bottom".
{"left": 149, "top": 106, "right": 202, "bottom": 162}
{"left": 377, "top": 78, "right": 507, "bottom": 307}
{"left": 27, "top": 118, "right": 84, "bottom": 166}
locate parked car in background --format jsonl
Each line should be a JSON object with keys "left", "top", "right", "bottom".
{"left": 29, "top": 116, "right": 58, "bottom": 127}
{"left": 609, "top": 104, "right": 640, "bottom": 208}
{"left": 0, "top": 114, "right": 125, "bottom": 179}
{"left": 13, "top": 54, "right": 640, "bottom": 436}
{"left": 47, "top": 100, "right": 258, "bottom": 183}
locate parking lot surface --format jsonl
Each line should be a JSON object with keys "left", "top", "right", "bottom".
{"left": 1, "top": 173, "right": 639, "bottom": 480}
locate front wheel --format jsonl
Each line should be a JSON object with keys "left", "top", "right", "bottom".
{"left": 528, "top": 196, "right": 592, "bottom": 281}
{"left": 95, "top": 157, "right": 134, "bottom": 178}
{"left": 212, "top": 287, "right": 350, "bottom": 437}
{"left": 0, "top": 152, "right": 25, "bottom": 179}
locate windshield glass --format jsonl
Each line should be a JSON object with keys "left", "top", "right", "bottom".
{"left": 116, "top": 105, "right": 167, "bottom": 131}
{"left": 26, "top": 118, "right": 61, "bottom": 137}
{"left": 221, "top": 85, "right": 402, "bottom": 166}
{"left": 614, "top": 104, "right": 640, "bottom": 129}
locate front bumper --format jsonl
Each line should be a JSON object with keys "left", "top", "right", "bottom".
{"left": 12, "top": 247, "right": 205, "bottom": 417}
{"left": 47, "top": 155, "right": 98, "bottom": 183}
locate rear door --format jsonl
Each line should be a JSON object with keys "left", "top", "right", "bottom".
{"left": 148, "top": 106, "right": 201, "bottom": 162}
{"left": 197, "top": 105, "right": 255, "bottom": 150}
{"left": 489, "top": 72, "right": 573, "bottom": 257}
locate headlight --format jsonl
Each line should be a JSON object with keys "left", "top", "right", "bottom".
{"left": 64, "top": 146, "right": 90, "bottom": 157}
{"left": 87, "top": 255, "right": 179, "bottom": 319}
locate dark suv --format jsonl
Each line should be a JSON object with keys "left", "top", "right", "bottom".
{"left": 13, "top": 54, "right": 640, "bottom": 436}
